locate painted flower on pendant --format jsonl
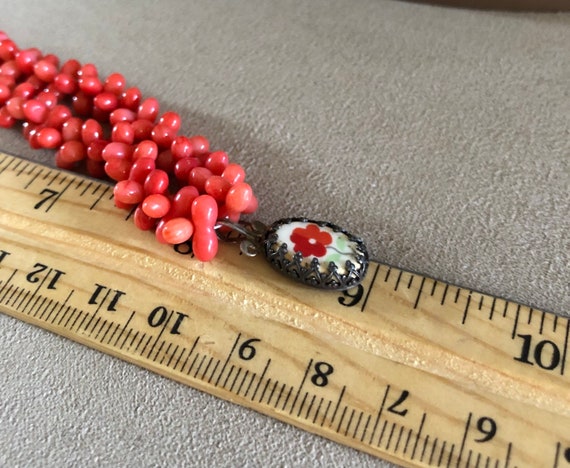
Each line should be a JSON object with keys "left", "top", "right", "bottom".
{"left": 290, "top": 223, "right": 333, "bottom": 257}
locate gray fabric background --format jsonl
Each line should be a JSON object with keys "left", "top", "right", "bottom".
{"left": 0, "top": 1, "right": 568, "bottom": 467}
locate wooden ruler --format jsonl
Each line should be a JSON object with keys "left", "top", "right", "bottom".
{"left": 0, "top": 152, "right": 569, "bottom": 467}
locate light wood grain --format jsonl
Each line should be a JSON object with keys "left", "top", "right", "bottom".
{"left": 0, "top": 153, "right": 568, "bottom": 467}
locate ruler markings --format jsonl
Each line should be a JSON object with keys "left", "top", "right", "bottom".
{"left": 445, "top": 443, "right": 455, "bottom": 468}
{"left": 10, "top": 286, "right": 25, "bottom": 309}
{"left": 377, "top": 420, "right": 389, "bottom": 448}
{"left": 410, "top": 412, "right": 426, "bottom": 461}
{"left": 413, "top": 276, "right": 426, "bottom": 310}
{"left": 420, "top": 434, "right": 430, "bottom": 463}
{"left": 93, "top": 318, "right": 107, "bottom": 340}
{"left": 242, "top": 370, "right": 256, "bottom": 398}
{"left": 394, "top": 270, "right": 403, "bottom": 291}
{"left": 336, "top": 405, "right": 349, "bottom": 434}
{"left": 188, "top": 353, "right": 202, "bottom": 377}
{"left": 62, "top": 306, "right": 78, "bottom": 328}
{"left": 456, "top": 412, "right": 473, "bottom": 467}
{"left": 193, "top": 354, "right": 208, "bottom": 379}
{"left": 441, "top": 283, "right": 449, "bottom": 306}
{"left": 280, "top": 384, "right": 294, "bottom": 411}
{"left": 215, "top": 333, "right": 241, "bottom": 386}
{"left": 560, "top": 318, "right": 570, "bottom": 376}
{"left": 15, "top": 161, "right": 29, "bottom": 177}
{"left": 236, "top": 369, "right": 250, "bottom": 395}
{"left": 360, "top": 263, "right": 380, "bottom": 312}
{"left": 312, "top": 396, "right": 324, "bottom": 425}
{"left": 462, "top": 293, "right": 472, "bottom": 325}
{"left": 539, "top": 310, "right": 546, "bottom": 335}
{"left": 79, "top": 180, "right": 93, "bottom": 197}
{"left": 206, "top": 359, "right": 221, "bottom": 384}
{"left": 527, "top": 307, "right": 534, "bottom": 325}
{"left": 289, "top": 358, "right": 312, "bottom": 415}
{"left": 89, "top": 185, "right": 110, "bottom": 210}
{"left": 393, "top": 425, "right": 405, "bottom": 453}
{"left": 304, "top": 394, "right": 316, "bottom": 420}
{"left": 222, "top": 363, "right": 235, "bottom": 389}
{"left": 369, "top": 385, "right": 390, "bottom": 445}
{"left": 89, "top": 316, "right": 102, "bottom": 338}
{"left": 152, "top": 340, "right": 167, "bottom": 363}
{"left": 250, "top": 358, "right": 271, "bottom": 401}
{"left": 146, "top": 309, "right": 174, "bottom": 360}
{"left": 489, "top": 297, "right": 497, "bottom": 321}
{"left": 329, "top": 385, "right": 346, "bottom": 428}
{"left": 360, "top": 413, "right": 372, "bottom": 443}
{"left": 454, "top": 287, "right": 461, "bottom": 304}
{"left": 511, "top": 304, "right": 521, "bottom": 339}
{"left": 36, "top": 296, "right": 53, "bottom": 320}
{"left": 264, "top": 379, "right": 278, "bottom": 406}
{"left": 24, "top": 166, "right": 43, "bottom": 189}
{"left": 101, "top": 322, "right": 119, "bottom": 346}
{"left": 81, "top": 288, "right": 111, "bottom": 331}
{"left": 160, "top": 343, "right": 173, "bottom": 365}
{"left": 437, "top": 440, "right": 447, "bottom": 467}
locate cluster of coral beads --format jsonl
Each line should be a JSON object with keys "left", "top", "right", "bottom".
{"left": 0, "top": 33, "right": 257, "bottom": 261}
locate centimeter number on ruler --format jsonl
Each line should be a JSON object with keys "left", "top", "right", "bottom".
{"left": 0, "top": 153, "right": 569, "bottom": 468}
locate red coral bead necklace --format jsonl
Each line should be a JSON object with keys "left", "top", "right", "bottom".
{"left": 0, "top": 33, "right": 368, "bottom": 290}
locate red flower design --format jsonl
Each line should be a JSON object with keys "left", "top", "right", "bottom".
{"left": 290, "top": 224, "right": 333, "bottom": 257}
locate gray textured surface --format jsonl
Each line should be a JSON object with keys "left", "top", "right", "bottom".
{"left": 0, "top": 1, "right": 568, "bottom": 467}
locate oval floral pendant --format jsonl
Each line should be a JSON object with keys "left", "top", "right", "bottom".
{"left": 262, "top": 218, "right": 369, "bottom": 290}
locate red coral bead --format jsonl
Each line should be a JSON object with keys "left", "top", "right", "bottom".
{"left": 0, "top": 106, "right": 15, "bottom": 128}
{"left": 189, "top": 135, "right": 209, "bottom": 155}
{"left": 72, "top": 91, "right": 93, "bottom": 116}
{"left": 221, "top": 163, "right": 246, "bottom": 185}
{"left": 205, "top": 151, "right": 229, "bottom": 175}
{"left": 155, "top": 149, "right": 175, "bottom": 173}
{"left": 104, "top": 157, "right": 132, "bottom": 181}
{"left": 134, "top": 205, "right": 156, "bottom": 231}
{"left": 133, "top": 140, "right": 158, "bottom": 160}
{"left": 33, "top": 59, "right": 58, "bottom": 82}
{"left": 204, "top": 175, "right": 231, "bottom": 201}
{"left": 158, "top": 111, "right": 181, "bottom": 131}
{"left": 192, "top": 227, "right": 218, "bottom": 261}
{"left": 54, "top": 73, "right": 78, "bottom": 94}
{"left": 174, "top": 157, "right": 200, "bottom": 182}
{"left": 132, "top": 119, "right": 154, "bottom": 141}
{"left": 137, "top": 97, "right": 159, "bottom": 122}
{"left": 112, "top": 121, "right": 135, "bottom": 144}
{"left": 191, "top": 195, "right": 218, "bottom": 228}
{"left": 113, "top": 180, "right": 144, "bottom": 205}
{"left": 78, "top": 63, "right": 98, "bottom": 77}
{"left": 143, "top": 169, "right": 169, "bottom": 195}
{"left": 171, "top": 186, "right": 199, "bottom": 218}
{"left": 6, "top": 97, "right": 25, "bottom": 119}
{"left": 0, "top": 39, "right": 18, "bottom": 61}
{"left": 128, "top": 157, "right": 156, "bottom": 183}
{"left": 36, "top": 127, "right": 62, "bottom": 149}
{"left": 120, "top": 87, "right": 141, "bottom": 110}
{"left": 13, "top": 82, "right": 37, "bottom": 99}
{"left": 0, "top": 85, "right": 9, "bottom": 106}
{"left": 151, "top": 124, "right": 176, "bottom": 149}
{"left": 37, "top": 91, "right": 58, "bottom": 109}
{"left": 242, "top": 194, "right": 258, "bottom": 214}
{"left": 61, "top": 59, "right": 81, "bottom": 76}
{"left": 45, "top": 105, "right": 73, "bottom": 129}
{"left": 15, "top": 48, "right": 42, "bottom": 74}
{"left": 93, "top": 92, "right": 118, "bottom": 112}
{"left": 58, "top": 140, "right": 87, "bottom": 164}
{"left": 101, "top": 142, "right": 133, "bottom": 161}
{"left": 81, "top": 119, "right": 103, "bottom": 145}
{"left": 188, "top": 167, "right": 213, "bottom": 193}
{"left": 104, "top": 73, "right": 126, "bottom": 95}
{"left": 61, "top": 117, "right": 83, "bottom": 141}
{"left": 161, "top": 217, "right": 194, "bottom": 245}
{"left": 110, "top": 108, "right": 136, "bottom": 125}
{"left": 171, "top": 136, "right": 193, "bottom": 160}
{"left": 142, "top": 193, "right": 171, "bottom": 218}
{"left": 225, "top": 182, "right": 253, "bottom": 213}
{"left": 78, "top": 76, "right": 103, "bottom": 95}
{"left": 22, "top": 99, "right": 49, "bottom": 124}
{"left": 1, "top": 60, "right": 21, "bottom": 79}
{"left": 86, "top": 139, "right": 109, "bottom": 161}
